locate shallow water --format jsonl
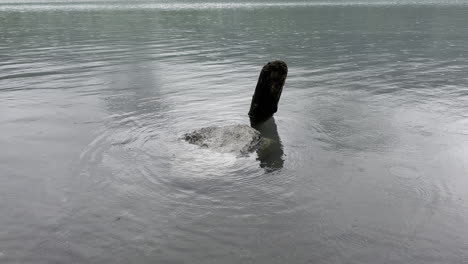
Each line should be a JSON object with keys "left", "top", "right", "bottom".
{"left": 1, "top": 1, "right": 468, "bottom": 263}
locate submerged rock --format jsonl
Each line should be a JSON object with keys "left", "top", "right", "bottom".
{"left": 184, "top": 124, "right": 262, "bottom": 155}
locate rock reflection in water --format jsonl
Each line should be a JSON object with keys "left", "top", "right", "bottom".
{"left": 250, "top": 117, "right": 284, "bottom": 172}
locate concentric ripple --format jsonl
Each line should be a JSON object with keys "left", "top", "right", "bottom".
{"left": 2, "top": 2, "right": 468, "bottom": 263}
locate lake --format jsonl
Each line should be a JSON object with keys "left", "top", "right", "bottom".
{"left": 1, "top": 0, "right": 468, "bottom": 263}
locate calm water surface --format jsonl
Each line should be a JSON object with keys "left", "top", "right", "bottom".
{"left": 1, "top": 1, "right": 468, "bottom": 263}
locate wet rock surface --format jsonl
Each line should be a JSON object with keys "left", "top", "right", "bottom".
{"left": 184, "top": 124, "right": 262, "bottom": 155}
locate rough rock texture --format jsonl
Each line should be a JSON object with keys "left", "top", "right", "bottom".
{"left": 184, "top": 124, "right": 262, "bottom": 155}
{"left": 248, "top": 60, "right": 288, "bottom": 122}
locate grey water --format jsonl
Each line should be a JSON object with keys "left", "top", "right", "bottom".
{"left": 1, "top": 0, "right": 468, "bottom": 263}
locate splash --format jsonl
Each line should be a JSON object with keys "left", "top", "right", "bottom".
{"left": 184, "top": 124, "right": 262, "bottom": 155}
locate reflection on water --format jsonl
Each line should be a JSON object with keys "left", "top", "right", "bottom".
{"left": 251, "top": 117, "right": 284, "bottom": 172}
{"left": 1, "top": 1, "right": 468, "bottom": 263}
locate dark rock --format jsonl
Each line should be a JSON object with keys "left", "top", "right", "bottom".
{"left": 248, "top": 60, "right": 288, "bottom": 122}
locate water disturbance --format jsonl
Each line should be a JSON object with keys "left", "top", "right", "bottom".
{"left": 1, "top": 1, "right": 468, "bottom": 263}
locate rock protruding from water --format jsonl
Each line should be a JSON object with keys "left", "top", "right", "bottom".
{"left": 184, "top": 124, "right": 262, "bottom": 155}
{"left": 249, "top": 60, "right": 288, "bottom": 122}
